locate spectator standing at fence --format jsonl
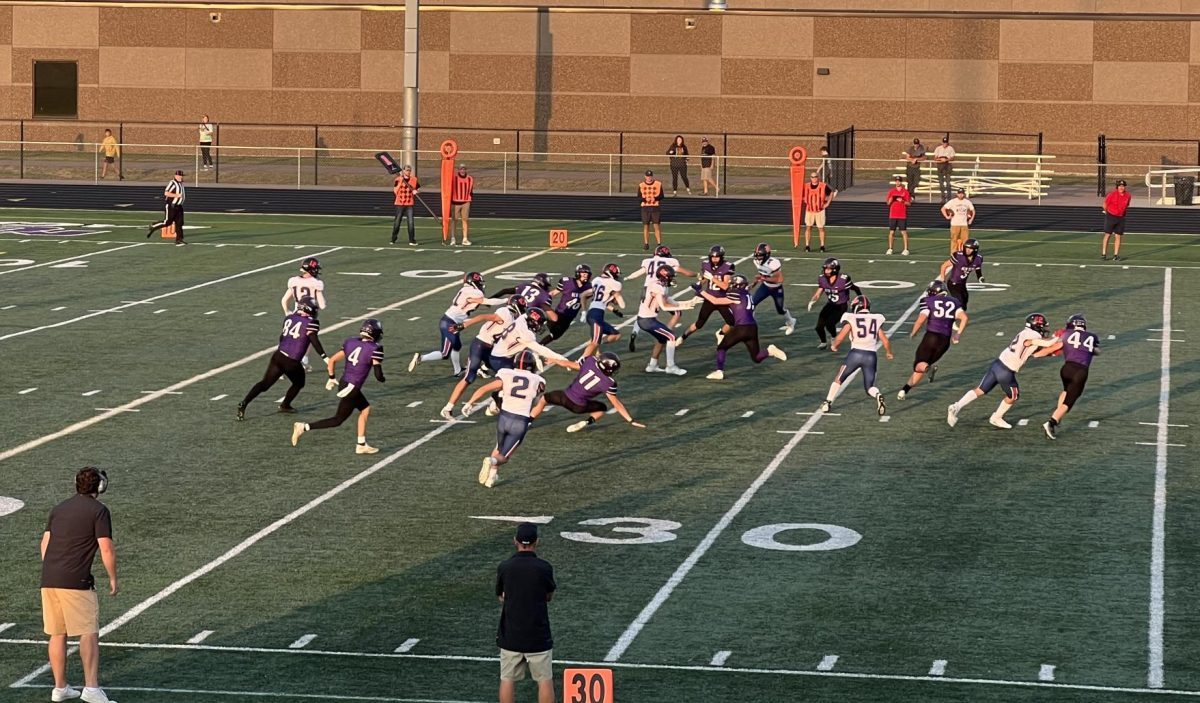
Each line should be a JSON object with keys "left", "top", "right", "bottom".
{"left": 98, "top": 129, "right": 122, "bottom": 181}
{"left": 934, "top": 136, "right": 955, "bottom": 202}
{"left": 391, "top": 165, "right": 420, "bottom": 246}
{"left": 802, "top": 171, "right": 836, "bottom": 253}
{"left": 496, "top": 522, "right": 556, "bottom": 703}
{"left": 699, "top": 137, "right": 718, "bottom": 196}
{"left": 639, "top": 170, "right": 664, "bottom": 251}
{"left": 146, "top": 170, "right": 187, "bottom": 246}
{"left": 815, "top": 144, "right": 830, "bottom": 181}
{"left": 40, "top": 467, "right": 119, "bottom": 703}
{"left": 885, "top": 176, "right": 911, "bottom": 256}
{"left": 1101, "top": 179, "right": 1131, "bottom": 261}
{"left": 904, "top": 138, "right": 927, "bottom": 196}
{"left": 666, "top": 135, "right": 690, "bottom": 196}
{"left": 198, "top": 115, "right": 214, "bottom": 170}
{"left": 450, "top": 164, "right": 474, "bottom": 247}
{"left": 941, "top": 187, "right": 975, "bottom": 255}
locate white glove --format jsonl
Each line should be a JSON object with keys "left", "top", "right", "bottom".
{"left": 336, "top": 382, "right": 357, "bottom": 398}
{"left": 325, "top": 378, "right": 338, "bottom": 391}
{"left": 807, "top": 299, "right": 815, "bottom": 312}
{"left": 462, "top": 402, "right": 476, "bottom": 417}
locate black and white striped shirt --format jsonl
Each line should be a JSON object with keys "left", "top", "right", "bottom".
{"left": 165, "top": 179, "right": 186, "bottom": 205}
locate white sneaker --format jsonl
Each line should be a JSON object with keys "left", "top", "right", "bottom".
{"left": 901, "top": 248, "right": 910, "bottom": 256}
{"left": 946, "top": 404, "right": 959, "bottom": 428}
{"left": 566, "top": 420, "right": 588, "bottom": 433}
{"left": 670, "top": 336, "right": 685, "bottom": 348}
{"left": 302, "top": 358, "right": 313, "bottom": 373}
{"left": 478, "top": 458, "right": 492, "bottom": 485}
{"left": 706, "top": 369, "right": 724, "bottom": 380}
{"left": 645, "top": 363, "right": 660, "bottom": 373}
{"left": 989, "top": 416, "right": 1012, "bottom": 430}
{"left": 291, "top": 422, "right": 306, "bottom": 446}
{"left": 462, "top": 239, "right": 472, "bottom": 246}
{"left": 885, "top": 248, "right": 893, "bottom": 255}
{"left": 439, "top": 406, "right": 454, "bottom": 421}
{"left": 80, "top": 689, "right": 115, "bottom": 703}
{"left": 663, "top": 365, "right": 687, "bottom": 376}
{"left": 817, "top": 342, "right": 829, "bottom": 350}
{"left": 485, "top": 399, "right": 500, "bottom": 416}
{"left": 819, "top": 400, "right": 832, "bottom": 413}
{"left": 52, "top": 686, "right": 81, "bottom": 702}
{"left": 407, "top": 352, "right": 421, "bottom": 372}
{"left": 783, "top": 318, "right": 796, "bottom": 335}
{"left": 875, "top": 394, "right": 887, "bottom": 416}
{"left": 897, "top": 389, "right": 907, "bottom": 400}
{"left": 449, "top": 239, "right": 458, "bottom": 246}
{"left": 356, "top": 443, "right": 379, "bottom": 454}
{"left": 767, "top": 344, "right": 787, "bottom": 361}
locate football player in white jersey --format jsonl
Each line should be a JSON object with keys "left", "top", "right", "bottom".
{"left": 947, "top": 312, "right": 1056, "bottom": 429}
{"left": 625, "top": 245, "right": 696, "bottom": 349}
{"left": 463, "top": 350, "right": 553, "bottom": 488}
{"left": 281, "top": 257, "right": 326, "bottom": 370}
{"left": 581, "top": 263, "right": 627, "bottom": 359}
{"left": 636, "top": 265, "right": 696, "bottom": 375}
{"left": 439, "top": 297, "right": 522, "bottom": 420}
{"left": 750, "top": 242, "right": 797, "bottom": 335}
{"left": 820, "top": 295, "right": 893, "bottom": 415}
{"left": 407, "top": 271, "right": 507, "bottom": 376}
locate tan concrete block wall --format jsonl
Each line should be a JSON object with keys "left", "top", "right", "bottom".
{"left": 812, "top": 58, "right": 905, "bottom": 99}
{"left": 13, "top": 6, "right": 97, "bottom": 49}
{"left": 99, "top": 47, "right": 186, "bottom": 88}
{"left": 999, "top": 20, "right": 1093, "bottom": 62}
{"left": 1093, "top": 61, "right": 1190, "bottom": 103}
{"left": 722, "top": 16, "right": 812, "bottom": 59}
{"left": 273, "top": 52, "right": 362, "bottom": 90}
{"left": 450, "top": 13, "right": 537, "bottom": 54}
{"left": 722, "top": 58, "right": 812, "bottom": 97}
{"left": 630, "top": 54, "right": 720, "bottom": 96}
{"left": 999, "top": 63, "right": 1093, "bottom": 102}
{"left": 0, "top": 45, "right": 9, "bottom": 87}
{"left": 184, "top": 10, "right": 273, "bottom": 50}
{"left": 184, "top": 49, "right": 273, "bottom": 90}
{"left": 274, "top": 10, "right": 360, "bottom": 52}
{"left": 630, "top": 14, "right": 721, "bottom": 55}
{"left": 542, "top": 14, "right": 630, "bottom": 56}
{"left": 1094, "top": 21, "right": 1189, "bottom": 62}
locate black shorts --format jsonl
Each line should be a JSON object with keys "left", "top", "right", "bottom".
{"left": 545, "top": 311, "right": 576, "bottom": 341}
{"left": 888, "top": 218, "right": 908, "bottom": 231}
{"left": 914, "top": 331, "right": 952, "bottom": 368}
{"left": 1060, "top": 361, "right": 1090, "bottom": 408}
{"left": 544, "top": 389, "right": 606, "bottom": 415}
{"left": 947, "top": 283, "right": 969, "bottom": 309}
{"left": 1104, "top": 213, "right": 1126, "bottom": 235}
{"left": 338, "top": 386, "right": 371, "bottom": 412}
{"left": 641, "top": 206, "right": 661, "bottom": 225}
{"left": 694, "top": 298, "right": 735, "bottom": 329}
{"left": 104, "top": 156, "right": 116, "bottom": 164}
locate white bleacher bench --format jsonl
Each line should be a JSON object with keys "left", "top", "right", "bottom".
{"left": 1144, "top": 166, "right": 1200, "bottom": 206}
{"left": 894, "top": 153, "right": 1054, "bottom": 202}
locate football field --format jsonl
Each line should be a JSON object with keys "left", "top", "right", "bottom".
{"left": 0, "top": 208, "right": 1198, "bottom": 703}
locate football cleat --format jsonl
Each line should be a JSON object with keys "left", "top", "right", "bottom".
{"left": 989, "top": 416, "right": 1012, "bottom": 430}
{"left": 1043, "top": 420, "right": 1058, "bottom": 440}
{"left": 784, "top": 317, "right": 796, "bottom": 335}
{"left": 885, "top": 248, "right": 893, "bottom": 256}
{"left": 484, "top": 468, "right": 499, "bottom": 488}
{"left": 566, "top": 420, "right": 589, "bottom": 433}
{"left": 645, "top": 362, "right": 662, "bottom": 373}
{"left": 929, "top": 364, "right": 938, "bottom": 382}
{"left": 236, "top": 403, "right": 246, "bottom": 421}
{"left": 356, "top": 443, "right": 380, "bottom": 454}
{"left": 946, "top": 404, "right": 959, "bottom": 427}
{"left": 706, "top": 369, "right": 724, "bottom": 380}
{"left": 408, "top": 352, "right": 421, "bottom": 372}
{"left": 629, "top": 334, "right": 637, "bottom": 352}
{"left": 291, "top": 422, "right": 306, "bottom": 446}
{"left": 478, "top": 458, "right": 492, "bottom": 485}
{"left": 876, "top": 394, "right": 887, "bottom": 416}
{"left": 896, "top": 389, "right": 907, "bottom": 400}
{"left": 664, "top": 365, "right": 687, "bottom": 376}
{"left": 901, "top": 249, "right": 909, "bottom": 256}
{"left": 767, "top": 344, "right": 787, "bottom": 361}
{"left": 817, "top": 342, "right": 829, "bottom": 350}
{"left": 819, "top": 400, "right": 832, "bottom": 413}
{"left": 277, "top": 405, "right": 297, "bottom": 414}
{"left": 715, "top": 330, "right": 725, "bottom": 344}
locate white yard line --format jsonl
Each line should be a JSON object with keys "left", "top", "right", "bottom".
{"left": 11, "top": 683, "right": 488, "bottom": 703}
{"left": 1148, "top": 267, "right": 1173, "bottom": 690}
{"left": 186, "top": 630, "right": 214, "bottom": 644}
{"left": 0, "top": 242, "right": 146, "bottom": 276}
{"left": 6, "top": 639, "right": 1200, "bottom": 698}
{"left": 0, "top": 247, "right": 343, "bottom": 343}
{"left": 603, "top": 294, "right": 924, "bottom": 662}
{"left": 394, "top": 638, "right": 420, "bottom": 653}
{"left": 289, "top": 634, "right": 317, "bottom": 649}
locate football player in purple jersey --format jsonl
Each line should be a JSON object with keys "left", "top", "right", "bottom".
{"left": 238, "top": 296, "right": 326, "bottom": 419}
{"left": 937, "top": 237, "right": 985, "bottom": 309}
{"left": 679, "top": 245, "right": 736, "bottom": 342}
{"left": 532, "top": 352, "right": 645, "bottom": 432}
{"left": 697, "top": 273, "right": 787, "bottom": 380}
{"left": 493, "top": 273, "right": 559, "bottom": 319}
{"left": 542, "top": 264, "right": 595, "bottom": 345}
{"left": 897, "top": 280, "right": 969, "bottom": 400}
{"left": 806, "top": 257, "right": 863, "bottom": 349}
{"left": 291, "top": 319, "right": 385, "bottom": 454}
{"left": 1035, "top": 314, "right": 1101, "bottom": 439}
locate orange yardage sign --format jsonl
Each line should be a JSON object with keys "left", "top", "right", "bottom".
{"left": 161, "top": 224, "right": 175, "bottom": 239}
{"left": 549, "top": 229, "right": 570, "bottom": 249}
{"left": 564, "top": 668, "right": 613, "bottom": 703}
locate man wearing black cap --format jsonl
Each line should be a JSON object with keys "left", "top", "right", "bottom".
{"left": 1101, "top": 179, "right": 1131, "bottom": 261}
{"left": 146, "top": 170, "right": 187, "bottom": 245}
{"left": 638, "top": 170, "right": 664, "bottom": 251}
{"left": 496, "top": 522, "right": 556, "bottom": 703}
{"left": 933, "top": 136, "right": 956, "bottom": 202}
{"left": 903, "top": 138, "right": 927, "bottom": 197}
{"left": 699, "top": 137, "right": 718, "bottom": 196}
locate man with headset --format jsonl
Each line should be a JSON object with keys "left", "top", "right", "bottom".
{"left": 40, "top": 467, "right": 119, "bottom": 703}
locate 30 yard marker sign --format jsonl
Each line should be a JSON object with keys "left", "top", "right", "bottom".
{"left": 564, "top": 668, "right": 613, "bottom": 703}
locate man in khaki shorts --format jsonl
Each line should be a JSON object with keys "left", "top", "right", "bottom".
{"left": 496, "top": 522, "right": 556, "bottom": 703}
{"left": 941, "top": 187, "right": 975, "bottom": 255}
{"left": 40, "top": 468, "right": 119, "bottom": 703}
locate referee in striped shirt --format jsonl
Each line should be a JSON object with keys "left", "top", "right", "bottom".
{"left": 146, "top": 170, "right": 187, "bottom": 245}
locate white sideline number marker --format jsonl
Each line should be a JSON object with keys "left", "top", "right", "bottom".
{"left": 817, "top": 655, "right": 839, "bottom": 671}
{"left": 186, "top": 630, "right": 214, "bottom": 644}
{"left": 288, "top": 634, "right": 317, "bottom": 649}
{"left": 930, "top": 660, "right": 947, "bottom": 676}
{"left": 710, "top": 650, "right": 731, "bottom": 667}
{"left": 1039, "top": 664, "right": 1056, "bottom": 682}
{"left": 394, "top": 638, "right": 420, "bottom": 653}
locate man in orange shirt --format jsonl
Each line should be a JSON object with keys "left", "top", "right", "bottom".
{"left": 639, "top": 170, "right": 664, "bottom": 251}
{"left": 802, "top": 171, "right": 836, "bottom": 253}
{"left": 391, "top": 164, "right": 420, "bottom": 246}
{"left": 450, "top": 164, "right": 474, "bottom": 246}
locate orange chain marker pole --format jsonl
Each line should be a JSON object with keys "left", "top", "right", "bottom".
{"left": 788, "top": 145, "right": 808, "bottom": 248}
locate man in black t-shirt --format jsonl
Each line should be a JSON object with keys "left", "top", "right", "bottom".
{"left": 40, "top": 467, "right": 119, "bottom": 703}
{"left": 699, "top": 136, "right": 718, "bottom": 196}
{"left": 495, "top": 522, "right": 556, "bottom": 703}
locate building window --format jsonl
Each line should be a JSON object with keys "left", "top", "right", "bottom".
{"left": 33, "top": 61, "right": 78, "bottom": 119}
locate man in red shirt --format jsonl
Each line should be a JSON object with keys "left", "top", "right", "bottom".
{"left": 885, "top": 175, "right": 912, "bottom": 256}
{"left": 1101, "top": 179, "right": 1131, "bottom": 261}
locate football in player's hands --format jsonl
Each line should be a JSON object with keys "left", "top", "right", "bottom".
{"left": 325, "top": 378, "right": 338, "bottom": 391}
{"left": 336, "top": 382, "right": 357, "bottom": 398}
{"left": 1051, "top": 328, "right": 1065, "bottom": 356}
{"left": 447, "top": 323, "right": 460, "bottom": 334}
